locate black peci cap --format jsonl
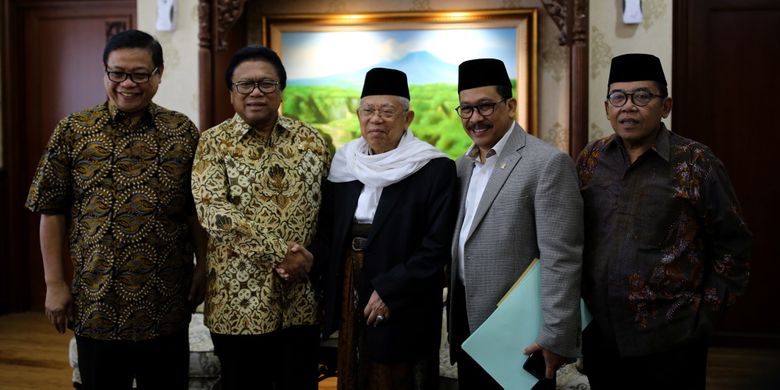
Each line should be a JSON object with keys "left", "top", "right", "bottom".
{"left": 458, "top": 58, "right": 512, "bottom": 92}
{"left": 608, "top": 53, "right": 667, "bottom": 86}
{"left": 360, "top": 67, "right": 410, "bottom": 99}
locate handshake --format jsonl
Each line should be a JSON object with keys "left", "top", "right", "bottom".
{"left": 273, "top": 241, "right": 313, "bottom": 283}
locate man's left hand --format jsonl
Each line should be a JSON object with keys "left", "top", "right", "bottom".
{"left": 523, "top": 343, "right": 566, "bottom": 379}
{"left": 364, "top": 290, "right": 390, "bottom": 327}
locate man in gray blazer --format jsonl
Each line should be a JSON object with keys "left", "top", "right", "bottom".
{"left": 448, "top": 58, "right": 584, "bottom": 388}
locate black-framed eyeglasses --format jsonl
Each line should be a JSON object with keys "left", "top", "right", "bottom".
{"left": 105, "top": 68, "right": 158, "bottom": 84}
{"left": 454, "top": 99, "right": 508, "bottom": 119}
{"left": 232, "top": 79, "right": 279, "bottom": 94}
{"left": 607, "top": 89, "right": 664, "bottom": 107}
{"left": 356, "top": 106, "right": 406, "bottom": 120}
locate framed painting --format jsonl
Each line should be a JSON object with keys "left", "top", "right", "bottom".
{"left": 263, "top": 10, "right": 537, "bottom": 158}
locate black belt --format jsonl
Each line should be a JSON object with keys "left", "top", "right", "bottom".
{"left": 350, "top": 222, "right": 371, "bottom": 252}
{"left": 351, "top": 237, "right": 369, "bottom": 252}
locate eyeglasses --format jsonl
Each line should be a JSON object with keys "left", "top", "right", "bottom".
{"left": 357, "top": 106, "right": 405, "bottom": 120}
{"left": 105, "top": 68, "right": 158, "bottom": 84}
{"left": 232, "top": 80, "right": 279, "bottom": 94}
{"left": 607, "top": 89, "right": 664, "bottom": 107}
{"left": 454, "top": 99, "right": 508, "bottom": 119}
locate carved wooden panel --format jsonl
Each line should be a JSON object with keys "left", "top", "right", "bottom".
{"left": 216, "top": 0, "right": 246, "bottom": 51}
{"left": 541, "top": 0, "right": 589, "bottom": 156}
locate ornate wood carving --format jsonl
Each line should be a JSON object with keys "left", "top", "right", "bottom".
{"left": 541, "top": 0, "right": 588, "bottom": 46}
{"left": 541, "top": 0, "right": 568, "bottom": 45}
{"left": 198, "top": 0, "right": 249, "bottom": 130}
{"left": 571, "top": 0, "right": 588, "bottom": 45}
{"left": 542, "top": 0, "right": 589, "bottom": 156}
{"left": 198, "top": 0, "right": 211, "bottom": 49}
{"left": 568, "top": 0, "right": 589, "bottom": 156}
{"left": 216, "top": 0, "right": 246, "bottom": 51}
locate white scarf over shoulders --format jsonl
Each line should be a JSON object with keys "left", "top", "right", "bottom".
{"left": 328, "top": 129, "right": 448, "bottom": 222}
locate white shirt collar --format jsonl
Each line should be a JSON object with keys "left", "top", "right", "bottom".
{"left": 465, "top": 124, "right": 515, "bottom": 163}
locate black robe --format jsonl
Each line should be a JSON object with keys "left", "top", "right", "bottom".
{"left": 312, "top": 157, "right": 457, "bottom": 363}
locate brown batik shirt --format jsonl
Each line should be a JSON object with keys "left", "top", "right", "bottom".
{"left": 191, "top": 113, "right": 330, "bottom": 335}
{"left": 577, "top": 124, "right": 751, "bottom": 356}
{"left": 26, "top": 102, "right": 200, "bottom": 341}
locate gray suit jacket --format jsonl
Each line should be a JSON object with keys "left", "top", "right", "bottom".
{"left": 449, "top": 123, "right": 584, "bottom": 358}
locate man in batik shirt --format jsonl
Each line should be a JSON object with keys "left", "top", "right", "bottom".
{"left": 191, "top": 45, "right": 330, "bottom": 390}
{"left": 26, "top": 29, "right": 206, "bottom": 390}
{"left": 577, "top": 53, "right": 752, "bottom": 390}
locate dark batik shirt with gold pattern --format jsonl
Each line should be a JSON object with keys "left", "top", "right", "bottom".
{"left": 26, "top": 102, "right": 200, "bottom": 341}
{"left": 576, "top": 124, "right": 751, "bottom": 356}
{"left": 192, "top": 114, "right": 330, "bottom": 335}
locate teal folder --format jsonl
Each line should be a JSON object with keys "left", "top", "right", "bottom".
{"left": 461, "top": 259, "right": 591, "bottom": 389}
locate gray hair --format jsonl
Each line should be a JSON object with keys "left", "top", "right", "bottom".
{"left": 360, "top": 96, "right": 410, "bottom": 110}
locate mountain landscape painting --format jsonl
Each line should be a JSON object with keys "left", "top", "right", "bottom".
{"left": 279, "top": 27, "right": 518, "bottom": 158}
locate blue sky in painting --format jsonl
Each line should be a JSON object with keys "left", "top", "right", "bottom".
{"left": 281, "top": 28, "right": 517, "bottom": 87}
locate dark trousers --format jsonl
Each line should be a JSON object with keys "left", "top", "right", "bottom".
{"left": 451, "top": 278, "right": 502, "bottom": 390}
{"left": 583, "top": 324, "right": 709, "bottom": 390}
{"left": 211, "top": 325, "right": 320, "bottom": 390}
{"left": 75, "top": 330, "right": 189, "bottom": 390}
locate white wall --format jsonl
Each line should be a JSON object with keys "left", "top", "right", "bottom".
{"left": 138, "top": 0, "right": 200, "bottom": 127}
{"left": 588, "top": 0, "right": 673, "bottom": 141}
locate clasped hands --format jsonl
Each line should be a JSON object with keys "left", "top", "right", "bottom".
{"left": 274, "top": 241, "right": 313, "bottom": 283}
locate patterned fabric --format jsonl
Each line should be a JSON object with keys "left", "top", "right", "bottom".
{"left": 338, "top": 246, "right": 437, "bottom": 390}
{"left": 192, "top": 114, "right": 330, "bottom": 335}
{"left": 338, "top": 248, "right": 364, "bottom": 390}
{"left": 26, "top": 102, "right": 199, "bottom": 341}
{"left": 576, "top": 124, "right": 751, "bottom": 356}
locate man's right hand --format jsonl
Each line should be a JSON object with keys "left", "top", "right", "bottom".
{"left": 275, "top": 242, "right": 313, "bottom": 283}
{"left": 45, "top": 281, "right": 73, "bottom": 334}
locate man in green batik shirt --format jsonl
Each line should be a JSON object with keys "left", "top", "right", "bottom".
{"left": 191, "top": 45, "right": 330, "bottom": 390}
{"left": 26, "top": 29, "right": 206, "bottom": 390}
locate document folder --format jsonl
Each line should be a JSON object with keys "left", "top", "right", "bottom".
{"left": 461, "top": 259, "right": 591, "bottom": 389}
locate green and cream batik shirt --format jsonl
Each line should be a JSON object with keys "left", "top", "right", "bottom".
{"left": 192, "top": 113, "right": 330, "bottom": 335}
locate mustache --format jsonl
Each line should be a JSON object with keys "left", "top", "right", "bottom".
{"left": 467, "top": 120, "right": 492, "bottom": 131}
